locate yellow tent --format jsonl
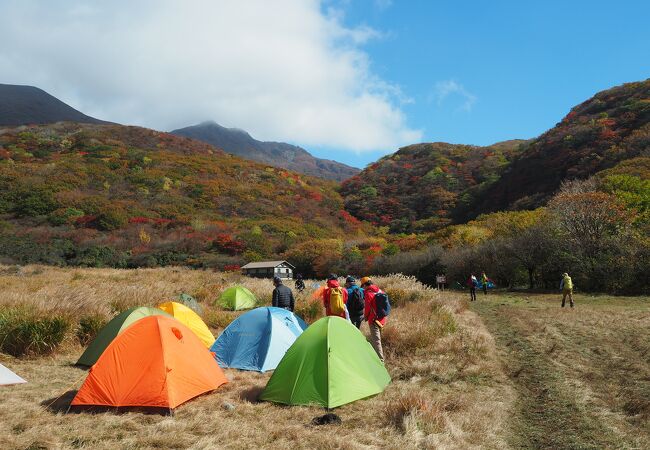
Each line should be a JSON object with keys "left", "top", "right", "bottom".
{"left": 157, "top": 301, "right": 215, "bottom": 347}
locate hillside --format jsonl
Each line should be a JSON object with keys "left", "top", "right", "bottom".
{"left": 341, "top": 79, "right": 650, "bottom": 230}
{"left": 475, "top": 79, "right": 650, "bottom": 214}
{"left": 0, "top": 84, "right": 108, "bottom": 126}
{"left": 340, "top": 140, "right": 525, "bottom": 232}
{"left": 171, "top": 121, "right": 359, "bottom": 182}
{"left": 0, "top": 123, "right": 365, "bottom": 268}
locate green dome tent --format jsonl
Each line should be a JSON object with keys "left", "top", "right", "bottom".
{"left": 178, "top": 293, "right": 203, "bottom": 315}
{"left": 259, "top": 316, "right": 391, "bottom": 408}
{"left": 76, "top": 307, "right": 171, "bottom": 367}
{"left": 218, "top": 286, "right": 257, "bottom": 311}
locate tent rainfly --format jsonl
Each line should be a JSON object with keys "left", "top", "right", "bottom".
{"left": 0, "top": 363, "right": 27, "bottom": 386}
{"left": 260, "top": 316, "right": 391, "bottom": 408}
{"left": 218, "top": 286, "right": 257, "bottom": 311}
{"left": 76, "top": 307, "right": 171, "bottom": 367}
{"left": 157, "top": 301, "right": 215, "bottom": 347}
{"left": 71, "top": 315, "right": 227, "bottom": 411}
{"left": 211, "top": 307, "right": 307, "bottom": 372}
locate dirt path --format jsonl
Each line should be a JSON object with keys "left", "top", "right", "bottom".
{"left": 472, "top": 294, "right": 650, "bottom": 450}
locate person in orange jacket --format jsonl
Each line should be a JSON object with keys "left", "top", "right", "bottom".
{"left": 360, "top": 276, "right": 386, "bottom": 363}
{"left": 321, "top": 274, "right": 348, "bottom": 318}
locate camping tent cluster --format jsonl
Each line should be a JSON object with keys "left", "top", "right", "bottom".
{"left": 9, "top": 285, "right": 390, "bottom": 413}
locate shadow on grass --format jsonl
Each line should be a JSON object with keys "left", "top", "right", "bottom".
{"left": 41, "top": 391, "right": 173, "bottom": 416}
{"left": 239, "top": 385, "right": 265, "bottom": 403}
{"left": 41, "top": 390, "right": 77, "bottom": 413}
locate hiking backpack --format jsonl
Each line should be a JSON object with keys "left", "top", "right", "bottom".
{"left": 374, "top": 292, "right": 391, "bottom": 319}
{"left": 347, "top": 288, "right": 365, "bottom": 317}
{"left": 328, "top": 287, "right": 346, "bottom": 316}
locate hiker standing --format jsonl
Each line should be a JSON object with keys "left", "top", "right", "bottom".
{"left": 361, "top": 277, "right": 387, "bottom": 363}
{"left": 344, "top": 276, "right": 365, "bottom": 329}
{"left": 295, "top": 273, "right": 305, "bottom": 293}
{"left": 467, "top": 274, "right": 478, "bottom": 302}
{"left": 272, "top": 276, "right": 295, "bottom": 312}
{"left": 322, "top": 274, "right": 348, "bottom": 319}
{"left": 560, "top": 272, "right": 574, "bottom": 308}
{"left": 481, "top": 271, "right": 489, "bottom": 295}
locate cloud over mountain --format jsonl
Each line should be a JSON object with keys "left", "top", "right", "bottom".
{"left": 0, "top": 0, "right": 421, "bottom": 152}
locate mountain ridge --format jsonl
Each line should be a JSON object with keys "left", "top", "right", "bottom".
{"left": 0, "top": 84, "right": 109, "bottom": 126}
{"left": 171, "top": 121, "right": 359, "bottom": 182}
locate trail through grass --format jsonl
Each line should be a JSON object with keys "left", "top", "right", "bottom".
{"left": 472, "top": 292, "right": 650, "bottom": 449}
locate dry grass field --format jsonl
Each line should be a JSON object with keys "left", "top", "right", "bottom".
{"left": 0, "top": 266, "right": 511, "bottom": 450}
{"left": 472, "top": 291, "right": 650, "bottom": 449}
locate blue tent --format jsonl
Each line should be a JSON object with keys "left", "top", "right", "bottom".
{"left": 210, "top": 307, "right": 308, "bottom": 372}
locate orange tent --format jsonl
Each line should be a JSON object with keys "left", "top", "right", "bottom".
{"left": 71, "top": 315, "right": 227, "bottom": 411}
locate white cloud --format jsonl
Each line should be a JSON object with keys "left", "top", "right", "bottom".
{"left": 0, "top": 0, "right": 421, "bottom": 152}
{"left": 431, "top": 80, "right": 477, "bottom": 112}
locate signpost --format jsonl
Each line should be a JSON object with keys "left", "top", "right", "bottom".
{"left": 436, "top": 274, "right": 446, "bottom": 291}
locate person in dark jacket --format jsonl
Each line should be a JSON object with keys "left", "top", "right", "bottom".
{"left": 344, "top": 276, "right": 364, "bottom": 329}
{"left": 272, "top": 276, "right": 295, "bottom": 311}
{"left": 295, "top": 273, "right": 305, "bottom": 292}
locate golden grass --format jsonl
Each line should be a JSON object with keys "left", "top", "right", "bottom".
{"left": 0, "top": 265, "right": 511, "bottom": 449}
{"left": 472, "top": 292, "right": 650, "bottom": 448}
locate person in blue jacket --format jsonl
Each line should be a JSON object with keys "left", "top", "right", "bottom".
{"left": 344, "top": 276, "right": 365, "bottom": 329}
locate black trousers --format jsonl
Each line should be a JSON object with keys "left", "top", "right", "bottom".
{"left": 351, "top": 318, "right": 362, "bottom": 329}
{"left": 470, "top": 287, "right": 477, "bottom": 301}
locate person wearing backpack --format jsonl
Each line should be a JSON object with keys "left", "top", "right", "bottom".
{"left": 322, "top": 274, "right": 348, "bottom": 319}
{"left": 344, "top": 276, "right": 365, "bottom": 329}
{"left": 480, "top": 271, "right": 489, "bottom": 296}
{"left": 560, "top": 272, "right": 574, "bottom": 308}
{"left": 360, "top": 277, "right": 389, "bottom": 363}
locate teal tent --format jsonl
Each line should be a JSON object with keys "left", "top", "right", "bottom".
{"left": 217, "top": 286, "right": 257, "bottom": 311}
{"left": 260, "top": 316, "right": 391, "bottom": 408}
{"left": 76, "top": 307, "right": 171, "bottom": 367}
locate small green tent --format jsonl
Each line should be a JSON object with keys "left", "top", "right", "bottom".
{"left": 218, "top": 286, "right": 257, "bottom": 311}
{"left": 259, "top": 316, "right": 391, "bottom": 408}
{"left": 178, "top": 293, "right": 203, "bottom": 315}
{"left": 76, "top": 307, "right": 171, "bottom": 367}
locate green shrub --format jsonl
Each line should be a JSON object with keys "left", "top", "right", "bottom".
{"left": 76, "top": 315, "right": 107, "bottom": 345}
{"left": 71, "top": 246, "right": 127, "bottom": 268}
{"left": 48, "top": 207, "right": 85, "bottom": 226}
{"left": 0, "top": 308, "right": 71, "bottom": 356}
{"left": 12, "top": 187, "right": 59, "bottom": 217}
{"left": 95, "top": 207, "right": 127, "bottom": 231}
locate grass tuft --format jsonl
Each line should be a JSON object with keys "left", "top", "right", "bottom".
{"left": 0, "top": 307, "right": 71, "bottom": 356}
{"left": 76, "top": 314, "right": 107, "bottom": 345}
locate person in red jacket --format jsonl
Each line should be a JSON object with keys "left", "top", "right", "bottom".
{"left": 360, "top": 276, "right": 385, "bottom": 363}
{"left": 321, "top": 274, "right": 348, "bottom": 318}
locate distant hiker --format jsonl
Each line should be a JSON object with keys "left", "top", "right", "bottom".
{"left": 345, "top": 276, "right": 365, "bottom": 329}
{"left": 295, "top": 273, "right": 305, "bottom": 293}
{"left": 467, "top": 274, "right": 478, "bottom": 302}
{"left": 361, "top": 277, "right": 389, "bottom": 363}
{"left": 560, "top": 272, "right": 574, "bottom": 308}
{"left": 322, "top": 274, "right": 348, "bottom": 319}
{"left": 272, "top": 276, "right": 295, "bottom": 312}
{"left": 481, "top": 271, "right": 489, "bottom": 295}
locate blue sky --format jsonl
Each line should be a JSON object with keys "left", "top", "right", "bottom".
{"left": 2, "top": 1, "right": 648, "bottom": 170}
{"left": 314, "top": 0, "right": 650, "bottom": 167}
